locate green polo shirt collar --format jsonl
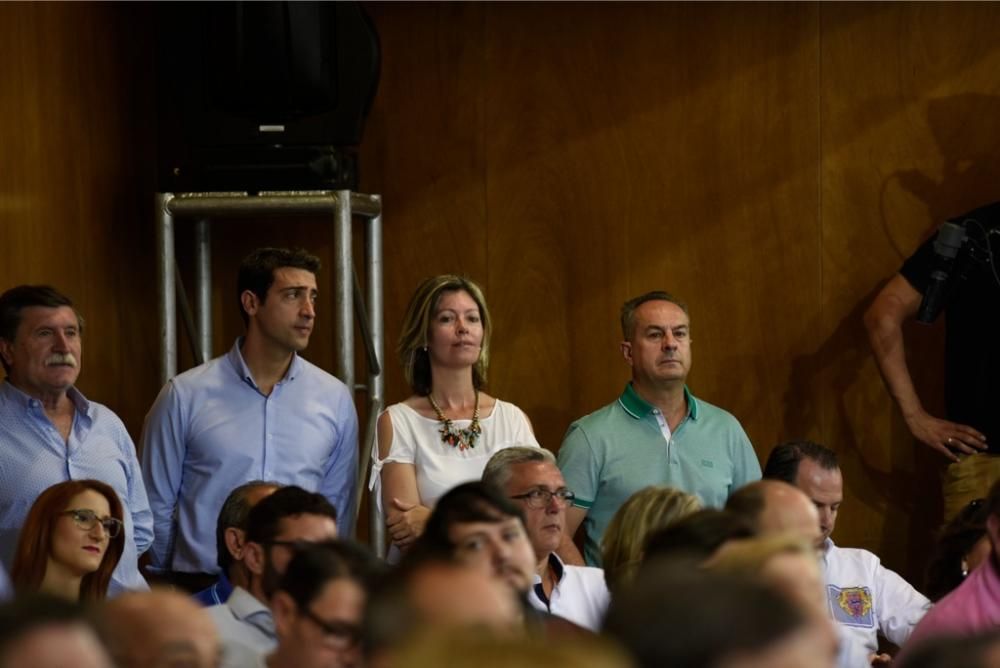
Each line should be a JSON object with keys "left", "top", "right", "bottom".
{"left": 618, "top": 382, "right": 699, "bottom": 421}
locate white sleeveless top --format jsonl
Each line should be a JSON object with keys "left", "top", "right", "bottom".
{"left": 369, "top": 399, "right": 539, "bottom": 516}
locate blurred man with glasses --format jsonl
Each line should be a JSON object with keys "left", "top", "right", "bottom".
{"left": 207, "top": 486, "right": 338, "bottom": 668}
{"left": 483, "top": 446, "right": 609, "bottom": 631}
{"left": 266, "top": 541, "right": 381, "bottom": 668}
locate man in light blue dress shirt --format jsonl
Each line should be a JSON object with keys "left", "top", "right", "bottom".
{"left": 141, "top": 248, "right": 359, "bottom": 584}
{"left": 0, "top": 285, "right": 152, "bottom": 595}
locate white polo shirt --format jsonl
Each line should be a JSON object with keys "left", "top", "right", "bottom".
{"left": 527, "top": 553, "right": 610, "bottom": 631}
{"left": 821, "top": 539, "right": 931, "bottom": 667}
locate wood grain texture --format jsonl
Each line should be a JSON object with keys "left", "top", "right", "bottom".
{"left": 7, "top": 2, "right": 1000, "bottom": 578}
{"left": 359, "top": 2, "right": 489, "bottom": 404}
{"left": 360, "top": 1, "right": 1000, "bottom": 580}
{"left": 0, "top": 3, "right": 159, "bottom": 435}
{"left": 481, "top": 3, "right": 822, "bottom": 459}
{"left": 820, "top": 2, "right": 1000, "bottom": 579}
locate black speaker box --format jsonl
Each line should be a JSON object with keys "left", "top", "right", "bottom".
{"left": 156, "top": 2, "right": 380, "bottom": 193}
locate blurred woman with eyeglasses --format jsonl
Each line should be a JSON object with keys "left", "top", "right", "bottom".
{"left": 10, "top": 479, "right": 125, "bottom": 601}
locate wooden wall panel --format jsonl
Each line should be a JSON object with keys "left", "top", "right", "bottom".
{"left": 821, "top": 2, "right": 1000, "bottom": 579}
{"left": 482, "top": 3, "right": 823, "bottom": 456}
{"left": 8, "top": 2, "right": 1000, "bottom": 578}
{"left": 358, "top": 2, "right": 488, "bottom": 404}
{"left": 0, "top": 3, "right": 159, "bottom": 435}
{"left": 360, "top": 2, "right": 1000, "bottom": 577}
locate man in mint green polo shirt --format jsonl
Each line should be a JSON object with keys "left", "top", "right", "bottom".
{"left": 557, "top": 290, "right": 761, "bottom": 566}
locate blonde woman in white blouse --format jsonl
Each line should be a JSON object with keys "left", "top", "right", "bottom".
{"left": 371, "top": 275, "right": 538, "bottom": 556}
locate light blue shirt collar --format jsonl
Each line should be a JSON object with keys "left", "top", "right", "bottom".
{"left": 225, "top": 338, "right": 303, "bottom": 391}
{"left": 227, "top": 586, "right": 275, "bottom": 638}
{"left": 0, "top": 380, "right": 92, "bottom": 420}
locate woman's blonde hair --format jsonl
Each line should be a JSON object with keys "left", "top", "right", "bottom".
{"left": 397, "top": 275, "right": 492, "bottom": 395}
{"left": 601, "top": 485, "right": 701, "bottom": 589}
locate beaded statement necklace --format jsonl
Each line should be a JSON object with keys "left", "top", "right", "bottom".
{"left": 427, "top": 390, "right": 482, "bottom": 451}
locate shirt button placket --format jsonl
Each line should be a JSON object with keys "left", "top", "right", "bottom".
{"left": 263, "top": 396, "right": 273, "bottom": 479}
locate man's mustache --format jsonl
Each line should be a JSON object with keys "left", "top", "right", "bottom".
{"left": 45, "top": 353, "right": 78, "bottom": 368}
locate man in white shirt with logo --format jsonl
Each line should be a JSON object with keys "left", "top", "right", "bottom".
{"left": 483, "top": 446, "right": 609, "bottom": 631}
{"left": 764, "top": 440, "right": 931, "bottom": 667}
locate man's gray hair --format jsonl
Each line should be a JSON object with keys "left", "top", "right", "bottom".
{"left": 482, "top": 446, "right": 556, "bottom": 490}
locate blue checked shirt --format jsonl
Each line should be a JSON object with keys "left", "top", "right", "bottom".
{"left": 0, "top": 561, "right": 11, "bottom": 601}
{"left": 140, "top": 339, "right": 358, "bottom": 574}
{"left": 0, "top": 380, "right": 153, "bottom": 595}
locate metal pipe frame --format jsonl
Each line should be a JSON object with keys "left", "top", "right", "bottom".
{"left": 194, "top": 219, "right": 212, "bottom": 364}
{"left": 166, "top": 190, "right": 382, "bottom": 218}
{"left": 333, "top": 189, "right": 354, "bottom": 398}
{"left": 155, "top": 189, "right": 384, "bottom": 542}
{"left": 156, "top": 193, "right": 177, "bottom": 385}
{"left": 364, "top": 203, "right": 385, "bottom": 556}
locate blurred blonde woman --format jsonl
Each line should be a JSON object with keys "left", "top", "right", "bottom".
{"left": 601, "top": 485, "right": 700, "bottom": 590}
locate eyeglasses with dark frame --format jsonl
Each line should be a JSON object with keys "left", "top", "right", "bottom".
{"left": 263, "top": 540, "right": 310, "bottom": 549}
{"left": 298, "top": 605, "right": 361, "bottom": 649}
{"left": 61, "top": 509, "right": 123, "bottom": 538}
{"left": 509, "top": 488, "right": 576, "bottom": 509}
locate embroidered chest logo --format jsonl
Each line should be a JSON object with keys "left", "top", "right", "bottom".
{"left": 827, "top": 585, "right": 874, "bottom": 628}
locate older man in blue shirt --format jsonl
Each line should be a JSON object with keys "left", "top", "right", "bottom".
{"left": 141, "top": 248, "right": 358, "bottom": 587}
{"left": 0, "top": 285, "right": 152, "bottom": 595}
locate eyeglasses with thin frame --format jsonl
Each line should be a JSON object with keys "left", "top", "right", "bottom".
{"left": 509, "top": 488, "right": 576, "bottom": 509}
{"left": 61, "top": 509, "right": 123, "bottom": 538}
{"left": 298, "top": 605, "right": 361, "bottom": 650}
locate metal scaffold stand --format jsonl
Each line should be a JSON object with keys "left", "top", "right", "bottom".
{"left": 154, "top": 189, "right": 387, "bottom": 555}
